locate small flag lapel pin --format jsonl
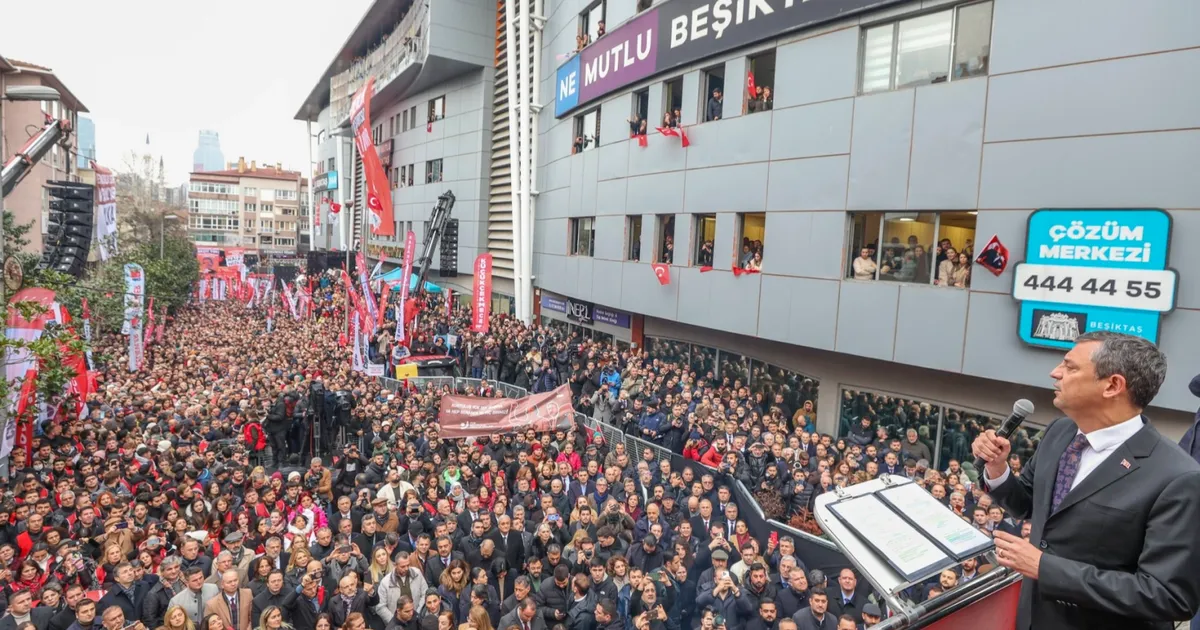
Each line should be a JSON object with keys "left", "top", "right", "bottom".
{"left": 1120, "top": 459, "right": 1131, "bottom": 469}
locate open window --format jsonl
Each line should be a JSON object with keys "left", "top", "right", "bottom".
{"left": 701, "top": 65, "right": 726, "bottom": 122}
{"left": 860, "top": 1, "right": 994, "bottom": 94}
{"left": 626, "top": 216, "right": 643, "bottom": 261}
{"left": 630, "top": 88, "right": 650, "bottom": 137}
{"left": 746, "top": 51, "right": 776, "bottom": 114}
{"left": 428, "top": 96, "right": 446, "bottom": 123}
{"left": 573, "top": 107, "right": 601, "bottom": 153}
{"left": 736, "top": 212, "right": 766, "bottom": 270}
{"left": 570, "top": 217, "right": 595, "bottom": 256}
{"left": 425, "top": 159, "right": 443, "bottom": 184}
{"left": 662, "top": 77, "right": 683, "bottom": 128}
{"left": 578, "top": 1, "right": 606, "bottom": 50}
{"left": 657, "top": 215, "right": 675, "bottom": 264}
{"left": 692, "top": 214, "right": 716, "bottom": 266}
{"left": 845, "top": 211, "right": 977, "bottom": 287}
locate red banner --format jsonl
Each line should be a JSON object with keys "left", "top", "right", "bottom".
{"left": 471, "top": 253, "right": 492, "bottom": 334}
{"left": 924, "top": 581, "right": 1020, "bottom": 630}
{"left": 351, "top": 77, "right": 395, "bottom": 237}
{"left": 397, "top": 230, "right": 417, "bottom": 340}
{"left": 13, "top": 368, "right": 37, "bottom": 466}
{"left": 438, "top": 385, "right": 575, "bottom": 438}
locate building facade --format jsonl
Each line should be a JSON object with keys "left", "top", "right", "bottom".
{"left": 0, "top": 56, "right": 87, "bottom": 253}
{"left": 187, "top": 158, "right": 310, "bottom": 256}
{"left": 192, "top": 130, "right": 226, "bottom": 173}
{"left": 296, "top": 0, "right": 1199, "bottom": 461}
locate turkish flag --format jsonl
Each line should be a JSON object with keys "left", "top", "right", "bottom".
{"left": 637, "top": 134, "right": 648, "bottom": 148}
{"left": 427, "top": 121, "right": 433, "bottom": 133}
{"left": 652, "top": 263, "right": 671, "bottom": 285}
{"left": 747, "top": 71, "right": 757, "bottom": 98}
{"left": 974, "top": 234, "right": 1010, "bottom": 276}
{"left": 699, "top": 266, "right": 714, "bottom": 273}
{"left": 656, "top": 126, "right": 679, "bottom": 138}
{"left": 680, "top": 127, "right": 690, "bottom": 148}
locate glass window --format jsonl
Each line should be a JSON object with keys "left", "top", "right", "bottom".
{"left": 428, "top": 96, "right": 446, "bottom": 122}
{"left": 630, "top": 88, "right": 649, "bottom": 136}
{"left": 861, "top": 25, "right": 895, "bottom": 94}
{"left": 953, "top": 2, "right": 994, "bottom": 79}
{"left": 662, "top": 77, "right": 683, "bottom": 128}
{"left": 895, "top": 11, "right": 953, "bottom": 88}
{"left": 746, "top": 51, "right": 776, "bottom": 114}
{"left": 879, "top": 212, "right": 937, "bottom": 285}
{"left": 657, "top": 215, "right": 675, "bottom": 264}
{"left": 737, "top": 213, "right": 765, "bottom": 270}
{"left": 570, "top": 217, "right": 595, "bottom": 256}
{"left": 846, "top": 211, "right": 882, "bottom": 280}
{"left": 626, "top": 216, "right": 643, "bottom": 261}
{"left": 718, "top": 350, "right": 749, "bottom": 387}
{"left": 426, "top": 159, "right": 443, "bottom": 183}
{"left": 701, "top": 65, "right": 725, "bottom": 122}
{"left": 840, "top": 389, "right": 940, "bottom": 469}
{"left": 573, "top": 108, "right": 600, "bottom": 153}
{"left": 690, "top": 344, "right": 717, "bottom": 380}
{"left": 933, "top": 211, "right": 978, "bottom": 288}
{"left": 693, "top": 215, "right": 715, "bottom": 266}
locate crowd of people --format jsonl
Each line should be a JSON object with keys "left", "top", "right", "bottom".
{"left": 0, "top": 266, "right": 1037, "bottom": 630}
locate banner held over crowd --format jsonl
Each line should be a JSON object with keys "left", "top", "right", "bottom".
{"left": 438, "top": 385, "right": 575, "bottom": 438}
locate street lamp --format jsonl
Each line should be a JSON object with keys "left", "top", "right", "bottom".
{"left": 160, "top": 214, "right": 178, "bottom": 259}
{"left": 1, "top": 85, "right": 62, "bottom": 257}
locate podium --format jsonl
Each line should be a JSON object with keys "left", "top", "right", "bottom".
{"left": 814, "top": 475, "right": 1022, "bottom": 630}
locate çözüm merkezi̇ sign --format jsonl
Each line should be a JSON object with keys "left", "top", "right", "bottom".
{"left": 1011, "top": 209, "right": 1178, "bottom": 350}
{"left": 554, "top": 0, "right": 904, "bottom": 118}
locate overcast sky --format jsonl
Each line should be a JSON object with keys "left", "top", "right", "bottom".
{"left": 3, "top": 0, "right": 372, "bottom": 185}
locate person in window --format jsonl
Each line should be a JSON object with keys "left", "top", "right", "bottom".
{"left": 947, "top": 252, "right": 971, "bottom": 288}
{"left": 661, "top": 111, "right": 676, "bottom": 130}
{"left": 738, "top": 244, "right": 754, "bottom": 268}
{"left": 575, "top": 31, "right": 590, "bottom": 52}
{"left": 596, "top": 20, "right": 606, "bottom": 37}
{"left": 934, "top": 248, "right": 958, "bottom": 286}
{"left": 706, "top": 88, "right": 723, "bottom": 122}
{"left": 852, "top": 248, "right": 877, "bottom": 281}
{"left": 744, "top": 252, "right": 762, "bottom": 272}
{"left": 759, "top": 87, "right": 773, "bottom": 112}
{"left": 747, "top": 86, "right": 764, "bottom": 114}
{"left": 572, "top": 136, "right": 585, "bottom": 154}
{"left": 661, "top": 239, "right": 674, "bottom": 264}
{"left": 628, "top": 117, "right": 647, "bottom": 137}
{"left": 698, "top": 241, "right": 714, "bottom": 266}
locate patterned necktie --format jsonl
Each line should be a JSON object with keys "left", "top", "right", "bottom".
{"left": 1051, "top": 433, "right": 1091, "bottom": 512}
{"left": 228, "top": 596, "right": 238, "bottom": 628}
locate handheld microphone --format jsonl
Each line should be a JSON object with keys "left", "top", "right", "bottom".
{"left": 973, "top": 399, "right": 1035, "bottom": 473}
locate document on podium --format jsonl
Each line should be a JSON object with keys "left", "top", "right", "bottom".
{"left": 878, "top": 482, "right": 994, "bottom": 561}
{"left": 828, "top": 493, "right": 953, "bottom": 582}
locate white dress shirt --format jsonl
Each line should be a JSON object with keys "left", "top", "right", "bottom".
{"left": 986, "top": 415, "right": 1143, "bottom": 490}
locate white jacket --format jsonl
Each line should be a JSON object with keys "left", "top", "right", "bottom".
{"left": 373, "top": 567, "right": 429, "bottom": 622}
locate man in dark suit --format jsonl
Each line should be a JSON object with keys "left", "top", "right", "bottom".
{"left": 98, "top": 563, "right": 148, "bottom": 623}
{"left": 488, "top": 514, "right": 526, "bottom": 571}
{"left": 423, "top": 535, "right": 462, "bottom": 586}
{"left": 974, "top": 332, "right": 1200, "bottom": 629}
{"left": 455, "top": 495, "right": 483, "bottom": 536}
{"left": 0, "top": 589, "right": 55, "bottom": 630}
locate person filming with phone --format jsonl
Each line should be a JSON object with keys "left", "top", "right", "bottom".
{"left": 972, "top": 332, "right": 1200, "bottom": 629}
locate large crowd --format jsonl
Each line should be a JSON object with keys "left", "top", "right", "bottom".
{"left": 0, "top": 268, "right": 1032, "bottom": 630}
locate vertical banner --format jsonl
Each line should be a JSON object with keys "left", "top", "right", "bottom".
{"left": 81, "top": 298, "right": 94, "bottom": 370}
{"left": 124, "top": 264, "right": 146, "bottom": 372}
{"left": 351, "top": 312, "right": 364, "bottom": 372}
{"left": 397, "top": 230, "right": 417, "bottom": 340}
{"left": 3, "top": 288, "right": 56, "bottom": 461}
{"left": 225, "top": 248, "right": 246, "bottom": 269}
{"left": 351, "top": 77, "right": 396, "bottom": 236}
{"left": 156, "top": 305, "right": 165, "bottom": 344}
{"left": 12, "top": 368, "right": 38, "bottom": 466}
{"left": 144, "top": 297, "right": 156, "bottom": 347}
{"left": 92, "top": 163, "right": 118, "bottom": 260}
{"left": 471, "top": 253, "right": 493, "bottom": 334}
{"left": 356, "top": 252, "right": 379, "bottom": 331}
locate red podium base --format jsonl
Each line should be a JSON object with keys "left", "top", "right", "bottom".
{"left": 923, "top": 580, "right": 1020, "bottom": 630}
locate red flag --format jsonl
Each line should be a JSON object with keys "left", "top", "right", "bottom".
{"left": 680, "top": 126, "right": 690, "bottom": 148}
{"left": 655, "top": 126, "right": 679, "bottom": 138}
{"left": 350, "top": 77, "right": 395, "bottom": 236}
{"left": 733, "top": 267, "right": 745, "bottom": 277}
{"left": 636, "top": 135, "right": 648, "bottom": 148}
{"left": 427, "top": 121, "right": 433, "bottom": 133}
{"left": 699, "top": 266, "right": 714, "bottom": 273}
{"left": 652, "top": 263, "right": 671, "bottom": 286}
{"left": 747, "top": 71, "right": 757, "bottom": 99}
{"left": 471, "top": 254, "right": 493, "bottom": 334}
{"left": 331, "top": 202, "right": 341, "bottom": 214}
{"left": 13, "top": 369, "right": 37, "bottom": 467}
{"left": 974, "top": 234, "right": 1010, "bottom": 276}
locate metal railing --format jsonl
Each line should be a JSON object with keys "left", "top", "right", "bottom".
{"left": 330, "top": 1, "right": 430, "bottom": 123}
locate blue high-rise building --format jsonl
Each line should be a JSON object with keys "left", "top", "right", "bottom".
{"left": 75, "top": 116, "right": 95, "bottom": 169}
{"left": 192, "top": 130, "right": 225, "bottom": 172}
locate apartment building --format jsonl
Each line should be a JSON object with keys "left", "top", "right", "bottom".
{"left": 188, "top": 157, "right": 310, "bottom": 255}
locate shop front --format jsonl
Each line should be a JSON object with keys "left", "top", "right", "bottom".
{"left": 536, "top": 290, "right": 639, "bottom": 352}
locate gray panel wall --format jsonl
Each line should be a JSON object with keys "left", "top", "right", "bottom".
{"left": 532, "top": 0, "right": 1200, "bottom": 413}
{"left": 370, "top": 68, "right": 494, "bottom": 271}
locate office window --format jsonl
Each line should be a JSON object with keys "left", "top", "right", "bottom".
{"left": 701, "top": 65, "right": 726, "bottom": 122}
{"left": 637, "top": 0, "right": 652, "bottom": 11}
{"left": 845, "top": 211, "right": 977, "bottom": 287}
{"left": 407, "top": 164, "right": 415, "bottom": 186}
{"left": 426, "top": 159, "right": 443, "bottom": 183}
{"left": 579, "top": 1, "right": 606, "bottom": 48}
{"left": 402, "top": 109, "right": 409, "bottom": 132}
{"left": 572, "top": 107, "right": 600, "bottom": 153}
{"left": 630, "top": 88, "right": 649, "bottom": 136}
{"left": 388, "top": 117, "right": 393, "bottom": 137}
{"left": 693, "top": 214, "right": 716, "bottom": 266}
{"left": 657, "top": 215, "right": 675, "bottom": 264}
{"left": 428, "top": 96, "right": 446, "bottom": 122}
{"left": 746, "top": 51, "right": 776, "bottom": 114}
{"left": 860, "top": 1, "right": 994, "bottom": 94}
{"left": 626, "top": 216, "right": 643, "bottom": 261}
{"left": 570, "top": 217, "right": 595, "bottom": 256}
{"left": 327, "top": 158, "right": 335, "bottom": 171}
{"left": 736, "top": 213, "right": 765, "bottom": 270}
{"left": 663, "top": 77, "right": 683, "bottom": 127}
{"left": 410, "top": 106, "right": 418, "bottom": 128}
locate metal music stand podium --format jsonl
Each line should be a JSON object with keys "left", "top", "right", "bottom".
{"left": 814, "top": 475, "right": 1023, "bottom": 630}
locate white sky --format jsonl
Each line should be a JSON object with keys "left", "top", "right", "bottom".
{"left": 2, "top": 0, "right": 372, "bottom": 185}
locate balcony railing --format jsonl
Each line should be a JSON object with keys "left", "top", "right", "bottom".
{"left": 330, "top": 1, "right": 430, "bottom": 123}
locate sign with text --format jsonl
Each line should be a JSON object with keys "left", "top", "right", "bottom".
{"left": 566, "top": 298, "right": 594, "bottom": 324}
{"left": 351, "top": 77, "right": 396, "bottom": 236}
{"left": 313, "top": 170, "right": 339, "bottom": 192}
{"left": 554, "top": 0, "right": 904, "bottom": 117}
{"left": 438, "top": 385, "right": 575, "bottom": 438}
{"left": 92, "top": 162, "right": 118, "bottom": 260}
{"left": 1013, "top": 209, "right": 1177, "bottom": 349}
{"left": 540, "top": 294, "right": 568, "bottom": 313}
{"left": 472, "top": 253, "right": 493, "bottom": 333}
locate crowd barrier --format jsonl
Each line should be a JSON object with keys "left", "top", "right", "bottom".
{"left": 377, "top": 374, "right": 850, "bottom": 574}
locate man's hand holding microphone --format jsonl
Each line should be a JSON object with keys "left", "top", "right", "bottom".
{"left": 971, "top": 399, "right": 1042, "bottom": 580}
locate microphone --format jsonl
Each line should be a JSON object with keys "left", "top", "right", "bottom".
{"left": 973, "top": 399, "right": 1035, "bottom": 473}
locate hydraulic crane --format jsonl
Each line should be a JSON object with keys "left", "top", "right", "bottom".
{"left": 413, "top": 190, "right": 455, "bottom": 290}
{"left": 1, "top": 113, "right": 73, "bottom": 196}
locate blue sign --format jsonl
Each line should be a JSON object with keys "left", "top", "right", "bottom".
{"left": 1012, "top": 209, "right": 1178, "bottom": 349}
{"left": 554, "top": 55, "right": 581, "bottom": 118}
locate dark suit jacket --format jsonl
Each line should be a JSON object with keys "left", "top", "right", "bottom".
{"left": 423, "top": 552, "right": 462, "bottom": 586}
{"left": 98, "top": 583, "right": 147, "bottom": 623}
{"left": 488, "top": 529, "right": 525, "bottom": 571}
{"left": 989, "top": 416, "right": 1200, "bottom": 629}
{"left": 0, "top": 607, "right": 55, "bottom": 630}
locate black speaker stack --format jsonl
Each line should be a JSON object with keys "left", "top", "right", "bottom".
{"left": 40, "top": 181, "right": 94, "bottom": 278}
{"left": 438, "top": 218, "right": 458, "bottom": 277}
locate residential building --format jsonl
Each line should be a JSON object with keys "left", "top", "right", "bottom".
{"left": 188, "top": 157, "right": 310, "bottom": 255}
{"left": 0, "top": 55, "right": 88, "bottom": 252}
{"left": 193, "top": 130, "right": 225, "bottom": 173}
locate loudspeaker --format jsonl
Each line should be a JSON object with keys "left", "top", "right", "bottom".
{"left": 40, "top": 180, "right": 94, "bottom": 278}
{"left": 438, "top": 219, "right": 459, "bottom": 277}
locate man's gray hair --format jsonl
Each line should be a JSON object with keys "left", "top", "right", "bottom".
{"left": 1076, "top": 332, "right": 1166, "bottom": 408}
